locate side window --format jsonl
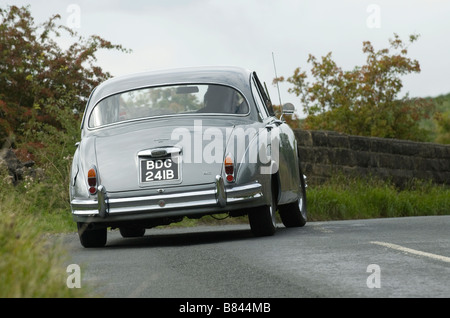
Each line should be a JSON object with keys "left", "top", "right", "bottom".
{"left": 252, "top": 72, "right": 275, "bottom": 116}
{"left": 251, "top": 79, "right": 269, "bottom": 119}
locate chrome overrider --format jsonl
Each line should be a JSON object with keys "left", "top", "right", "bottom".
{"left": 70, "top": 175, "right": 263, "bottom": 220}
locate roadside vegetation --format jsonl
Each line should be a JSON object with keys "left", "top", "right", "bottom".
{"left": 0, "top": 176, "right": 85, "bottom": 297}
{"left": 0, "top": 5, "right": 124, "bottom": 298}
{"left": 306, "top": 175, "right": 449, "bottom": 221}
{"left": 0, "top": 5, "right": 448, "bottom": 297}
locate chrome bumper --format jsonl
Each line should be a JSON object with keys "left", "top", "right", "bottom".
{"left": 70, "top": 176, "right": 263, "bottom": 218}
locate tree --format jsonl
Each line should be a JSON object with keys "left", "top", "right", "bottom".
{"left": 0, "top": 5, "right": 130, "bottom": 145}
{"left": 429, "top": 93, "right": 450, "bottom": 144}
{"left": 276, "top": 34, "right": 434, "bottom": 141}
{"left": 434, "top": 112, "right": 450, "bottom": 144}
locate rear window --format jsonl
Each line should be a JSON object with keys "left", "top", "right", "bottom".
{"left": 88, "top": 84, "right": 249, "bottom": 128}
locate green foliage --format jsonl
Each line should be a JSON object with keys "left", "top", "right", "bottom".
{"left": 434, "top": 111, "right": 450, "bottom": 144}
{"left": 432, "top": 93, "right": 450, "bottom": 144}
{"left": 0, "top": 4, "right": 131, "bottom": 230}
{"left": 0, "top": 4, "right": 130, "bottom": 145}
{"left": 416, "top": 93, "right": 450, "bottom": 144}
{"left": 277, "top": 34, "right": 435, "bottom": 141}
{"left": 0, "top": 4, "right": 130, "bottom": 223}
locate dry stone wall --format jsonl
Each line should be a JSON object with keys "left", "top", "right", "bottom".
{"left": 294, "top": 130, "right": 450, "bottom": 187}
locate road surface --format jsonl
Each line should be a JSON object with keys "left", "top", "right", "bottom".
{"left": 62, "top": 215, "right": 450, "bottom": 298}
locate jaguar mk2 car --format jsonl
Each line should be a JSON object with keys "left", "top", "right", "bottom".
{"left": 69, "top": 66, "right": 307, "bottom": 247}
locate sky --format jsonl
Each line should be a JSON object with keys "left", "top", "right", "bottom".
{"left": 2, "top": 0, "right": 450, "bottom": 116}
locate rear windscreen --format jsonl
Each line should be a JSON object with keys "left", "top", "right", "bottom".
{"left": 88, "top": 84, "right": 249, "bottom": 128}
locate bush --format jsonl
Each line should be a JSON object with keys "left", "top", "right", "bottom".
{"left": 0, "top": 4, "right": 129, "bottom": 149}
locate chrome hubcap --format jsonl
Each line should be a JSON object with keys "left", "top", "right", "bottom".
{"left": 269, "top": 205, "right": 276, "bottom": 226}
{"left": 298, "top": 190, "right": 306, "bottom": 218}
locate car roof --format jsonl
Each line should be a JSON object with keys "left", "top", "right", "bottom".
{"left": 87, "top": 66, "right": 254, "bottom": 108}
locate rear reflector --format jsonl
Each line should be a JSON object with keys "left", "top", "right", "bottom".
{"left": 224, "top": 155, "right": 234, "bottom": 182}
{"left": 88, "top": 167, "right": 98, "bottom": 195}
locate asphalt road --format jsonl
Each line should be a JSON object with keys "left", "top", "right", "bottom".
{"left": 62, "top": 215, "right": 450, "bottom": 298}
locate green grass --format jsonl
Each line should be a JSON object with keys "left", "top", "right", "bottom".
{"left": 306, "top": 175, "right": 450, "bottom": 221}
{"left": 0, "top": 163, "right": 93, "bottom": 297}
{"left": 0, "top": 183, "right": 85, "bottom": 297}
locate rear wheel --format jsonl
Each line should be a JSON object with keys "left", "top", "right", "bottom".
{"left": 279, "top": 171, "right": 307, "bottom": 227}
{"left": 77, "top": 223, "right": 107, "bottom": 248}
{"left": 248, "top": 180, "right": 277, "bottom": 237}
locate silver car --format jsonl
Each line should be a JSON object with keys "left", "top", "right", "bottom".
{"left": 69, "top": 66, "right": 307, "bottom": 247}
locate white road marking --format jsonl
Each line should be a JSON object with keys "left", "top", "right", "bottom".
{"left": 371, "top": 241, "right": 450, "bottom": 263}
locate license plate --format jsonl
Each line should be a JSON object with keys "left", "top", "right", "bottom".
{"left": 140, "top": 157, "right": 179, "bottom": 183}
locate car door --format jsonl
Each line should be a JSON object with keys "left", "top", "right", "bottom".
{"left": 251, "top": 72, "right": 300, "bottom": 205}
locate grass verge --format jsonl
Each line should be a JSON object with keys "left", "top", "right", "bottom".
{"left": 307, "top": 175, "right": 449, "bottom": 221}
{"left": 0, "top": 176, "right": 86, "bottom": 297}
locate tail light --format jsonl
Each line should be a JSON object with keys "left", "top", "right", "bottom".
{"left": 224, "top": 155, "right": 234, "bottom": 182}
{"left": 87, "top": 167, "right": 98, "bottom": 195}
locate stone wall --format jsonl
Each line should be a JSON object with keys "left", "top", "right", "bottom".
{"left": 294, "top": 130, "right": 450, "bottom": 187}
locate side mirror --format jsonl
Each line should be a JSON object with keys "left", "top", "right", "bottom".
{"left": 282, "top": 103, "right": 295, "bottom": 115}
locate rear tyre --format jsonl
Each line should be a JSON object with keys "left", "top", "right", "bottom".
{"left": 77, "top": 223, "right": 107, "bottom": 248}
{"left": 279, "top": 171, "right": 307, "bottom": 227}
{"left": 248, "top": 181, "right": 277, "bottom": 237}
{"left": 119, "top": 227, "right": 146, "bottom": 238}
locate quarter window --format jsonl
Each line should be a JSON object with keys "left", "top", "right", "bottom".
{"left": 252, "top": 72, "right": 275, "bottom": 116}
{"left": 251, "top": 79, "right": 269, "bottom": 119}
